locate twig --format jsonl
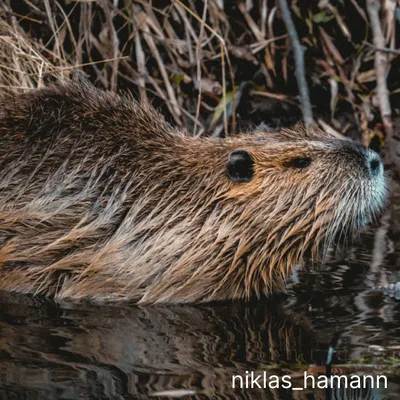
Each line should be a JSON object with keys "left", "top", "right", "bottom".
{"left": 366, "top": 0, "right": 393, "bottom": 139}
{"left": 41, "top": 56, "right": 130, "bottom": 74}
{"left": 317, "top": 119, "right": 345, "bottom": 139}
{"left": 11, "top": 12, "right": 42, "bottom": 24}
{"left": 277, "top": 0, "right": 314, "bottom": 128}
{"left": 134, "top": 31, "right": 148, "bottom": 102}
{"left": 250, "top": 34, "right": 288, "bottom": 54}
{"left": 119, "top": 70, "right": 205, "bottom": 131}
{"left": 174, "top": 0, "right": 232, "bottom": 136}
{"left": 99, "top": 0, "right": 120, "bottom": 92}
{"left": 250, "top": 89, "right": 296, "bottom": 104}
{"left": 43, "top": 0, "right": 62, "bottom": 59}
{"left": 362, "top": 40, "right": 400, "bottom": 56}
{"left": 134, "top": 8, "right": 182, "bottom": 125}
{"left": 369, "top": 207, "right": 390, "bottom": 285}
{"left": 193, "top": 0, "right": 207, "bottom": 136}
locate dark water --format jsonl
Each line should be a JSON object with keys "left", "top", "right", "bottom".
{"left": 0, "top": 203, "right": 399, "bottom": 400}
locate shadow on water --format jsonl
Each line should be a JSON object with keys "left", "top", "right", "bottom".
{"left": 1, "top": 191, "right": 400, "bottom": 399}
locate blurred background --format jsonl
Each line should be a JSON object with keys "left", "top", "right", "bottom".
{"left": 1, "top": 0, "right": 399, "bottom": 145}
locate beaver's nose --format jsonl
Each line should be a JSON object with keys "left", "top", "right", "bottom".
{"left": 366, "top": 150, "right": 382, "bottom": 177}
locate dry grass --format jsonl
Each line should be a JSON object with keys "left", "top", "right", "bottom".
{"left": 0, "top": 13, "right": 68, "bottom": 91}
{"left": 0, "top": 0, "right": 399, "bottom": 141}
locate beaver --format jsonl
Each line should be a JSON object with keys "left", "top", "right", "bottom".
{"left": 0, "top": 81, "right": 387, "bottom": 303}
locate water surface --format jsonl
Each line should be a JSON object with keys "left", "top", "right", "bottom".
{"left": 0, "top": 195, "right": 399, "bottom": 400}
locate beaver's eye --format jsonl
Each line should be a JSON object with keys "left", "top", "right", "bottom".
{"left": 288, "top": 157, "right": 311, "bottom": 169}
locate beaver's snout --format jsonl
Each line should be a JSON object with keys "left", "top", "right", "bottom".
{"left": 344, "top": 142, "right": 384, "bottom": 182}
{"left": 366, "top": 150, "right": 382, "bottom": 178}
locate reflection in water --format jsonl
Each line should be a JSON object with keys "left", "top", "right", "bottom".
{"left": 0, "top": 227, "right": 399, "bottom": 399}
{"left": 0, "top": 294, "right": 313, "bottom": 399}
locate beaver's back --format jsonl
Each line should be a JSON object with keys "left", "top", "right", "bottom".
{"left": 0, "top": 82, "right": 233, "bottom": 301}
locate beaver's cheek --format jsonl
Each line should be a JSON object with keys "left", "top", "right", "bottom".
{"left": 225, "top": 174, "right": 264, "bottom": 200}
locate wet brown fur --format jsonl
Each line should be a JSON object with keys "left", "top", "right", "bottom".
{"left": 0, "top": 82, "right": 386, "bottom": 303}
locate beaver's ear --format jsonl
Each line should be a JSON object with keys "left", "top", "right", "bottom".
{"left": 227, "top": 150, "right": 255, "bottom": 182}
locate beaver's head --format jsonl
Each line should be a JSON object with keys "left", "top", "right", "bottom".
{"left": 218, "top": 125, "right": 386, "bottom": 294}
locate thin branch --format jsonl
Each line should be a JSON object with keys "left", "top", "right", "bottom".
{"left": 175, "top": 0, "right": 232, "bottom": 136}
{"left": 277, "top": 0, "right": 314, "bottom": 128}
{"left": 43, "top": 0, "right": 61, "bottom": 58}
{"left": 193, "top": 0, "right": 207, "bottom": 136}
{"left": 366, "top": 0, "right": 393, "bottom": 139}
{"left": 317, "top": 119, "right": 345, "bottom": 139}
{"left": 369, "top": 207, "right": 390, "bottom": 284}
{"left": 43, "top": 56, "right": 129, "bottom": 74}
{"left": 363, "top": 40, "right": 400, "bottom": 56}
{"left": 100, "top": 0, "right": 120, "bottom": 92}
